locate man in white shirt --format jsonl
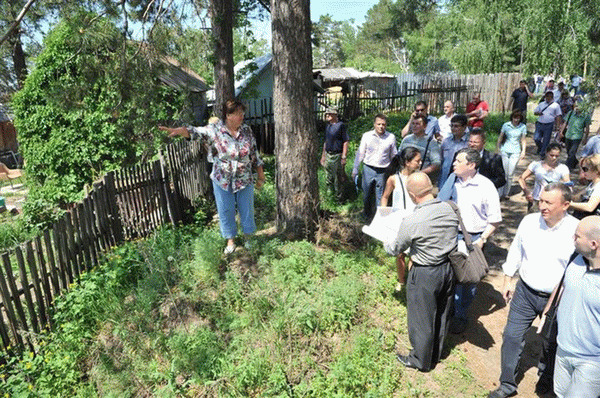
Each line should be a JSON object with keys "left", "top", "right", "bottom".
{"left": 447, "top": 148, "right": 501, "bottom": 333}
{"left": 488, "top": 183, "right": 579, "bottom": 398}
{"left": 437, "top": 101, "right": 455, "bottom": 141}
{"left": 352, "top": 113, "right": 398, "bottom": 222}
{"left": 534, "top": 91, "right": 562, "bottom": 159}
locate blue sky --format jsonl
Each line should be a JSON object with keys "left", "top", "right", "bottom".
{"left": 253, "top": 0, "right": 379, "bottom": 44}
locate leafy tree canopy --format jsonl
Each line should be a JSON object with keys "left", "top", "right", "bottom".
{"left": 12, "top": 12, "right": 185, "bottom": 210}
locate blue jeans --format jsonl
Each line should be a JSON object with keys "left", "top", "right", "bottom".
{"left": 554, "top": 347, "right": 600, "bottom": 398}
{"left": 453, "top": 231, "right": 482, "bottom": 321}
{"left": 212, "top": 180, "right": 256, "bottom": 239}
{"left": 362, "top": 164, "right": 386, "bottom": 222}
{"left": 500, "top": 152, "right": 520, "bottom": 198}
{"left": 534, "top": 122, "right": 554, "bottom": 158}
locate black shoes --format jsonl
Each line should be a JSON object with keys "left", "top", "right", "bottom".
{"left": 396, "top": 354, "right": 419, "bottom": 370}
{"left": 487, "top": 387, "right": 517, "bottom": 398}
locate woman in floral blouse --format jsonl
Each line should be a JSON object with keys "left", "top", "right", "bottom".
{"left": 159, "top": 100, "right": 265, "bottom": 254}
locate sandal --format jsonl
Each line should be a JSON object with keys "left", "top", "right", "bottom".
{"left": 223, "top": 244, "right": 236, "bottom": 255}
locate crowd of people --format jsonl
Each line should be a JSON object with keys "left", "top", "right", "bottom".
{"left": 162, "top": 91, "right": 599, "bottom": 397}
{"left": 347, "top": 85, "right": 599, "bottom": 397}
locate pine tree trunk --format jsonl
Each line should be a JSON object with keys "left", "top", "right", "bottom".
{"left": 210, "top": 0, "right": 235, "bottom": 119}
{"left": 11, "top": 34, "right": 27, "bottom": 88}
{"left": 271, "top": 0, "right": 320, "bottom": 238}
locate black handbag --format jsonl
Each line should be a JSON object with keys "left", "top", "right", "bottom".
{"left": 445, "top": 201, "right": 489, "bottom": 284}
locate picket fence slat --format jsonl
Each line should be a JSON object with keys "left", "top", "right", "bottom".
{"left": 35, "top": 236, "right": 54, "bottom": 316}
{"left": 0, "top": 258, "right": 23, "bottom": 348}
{"left": 0, "top": 139, "right": 211, "bottom": 353}
{"left": 25, "top": 242, "right": 48, "bottom": 329}
{"left": 2, "top": 253, "right": 28, "bottom": 343}
{"left": 43, "top": 230, "right": 61, "bottom": 296}
{"left": 15, "top": 247, "right": 39, "bottom": 334}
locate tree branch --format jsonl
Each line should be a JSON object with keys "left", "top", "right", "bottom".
{"left": 256, "top": 0, "right": 270, "bottom": 13}
{"left": 0, "top": 0, "right": 37, "bottom": 47}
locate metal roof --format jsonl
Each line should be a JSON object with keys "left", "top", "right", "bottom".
{"left": 159, "top": 57, "right": 210, "bottom": 93}
{"left": 314, "top": 67, "right": 395, "bottom": 82}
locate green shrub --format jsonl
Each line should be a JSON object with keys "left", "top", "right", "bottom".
{"left": 12, "top": 12, "right": 185, "bottom": 210}
{"left": 167, "top": 326, "right": 224, "bottom": 379}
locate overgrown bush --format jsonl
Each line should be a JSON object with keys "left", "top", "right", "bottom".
{"left": 12, "top": 12, "right": 186, "bottom": 215}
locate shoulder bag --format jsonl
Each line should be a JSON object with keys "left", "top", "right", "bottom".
{"left": 536, "top": 251, "right": 579, "bottom": 340}
{"left": 445, "top": 201, "right": 489, "bottom": 284}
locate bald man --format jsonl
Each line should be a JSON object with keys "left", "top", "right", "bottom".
{"left": 554, "top": 216, "right": 600, "bottom": 397}
{"left": 384, "top": 172, "right": 459, "bottom": 371}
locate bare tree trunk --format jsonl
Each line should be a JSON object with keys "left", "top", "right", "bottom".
{"left": 271, "top": 0, "right": 319, "bottom": 238}
{"left": 210, "top": 0, "right": 235, "bottom": 119}
{"left": 11, "top": 33, "right": 27, "bottom": 88}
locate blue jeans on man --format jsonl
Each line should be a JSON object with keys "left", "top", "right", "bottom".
{"left": 534, "top": 121, "right": 554, "bottom": 158}
{"left": 361, "top": 164, "right": 386, "bottom": 222}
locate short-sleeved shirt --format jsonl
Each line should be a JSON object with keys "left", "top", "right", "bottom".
{"left": 527, "top": 161, "right": 570, "bottom": 200}
{"left": 466, "top": 100, "right": 489, "bottom": 128}
{"left": 502, "top": 213, "right": 578, "bottom": 293}
{"left": 557, "top": 255, "right": 600, "bottom": 360}
{"left": 399, "top": 133, "right": 441, "bottom": 169}
{"left": 500, "top": 121, "right": 527, "bottom": 154}
{"left": 324, "top": 121, "right": 349, "bottom": 153}
{"left": 450, "top": 173, "right": 502, "bottom": 233}
{"left": 437, "top": 114, "right": 454, "bottom": 140}
{"left": 190, "top": 121, "right": 263, "bottom": 193}
{"left": 581, "top": 135, "right": 600, "bottom": 157}
{"left": 440, "top": 134, "right": 469, "bottom": 187}
{"left": 511, "top": 88, "right": 529, "bottom": 113}
{"left": 405, "top": 115, "right": 440, "bottom": 138}
{"left": 384, "top": 198, "right": 459, "bottom": 265}
{"left": 564, "top": 111, "right": 591, "bottom": 140}
{"left": 534, "top": 100, "right": 562, "bottom": 124}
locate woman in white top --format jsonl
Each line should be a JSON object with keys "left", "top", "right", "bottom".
{"left": 381, "top": 146, "right": 421, "bottom": 291}
{"left": 519, "top": 143, "right": 570, "bottom": 211}
{"left": 571, "top": 154, "right": 600, "bottom": 219}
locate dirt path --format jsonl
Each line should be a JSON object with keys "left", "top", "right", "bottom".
{"left": 452, "top": 107, "right": 600, "bottom": 397}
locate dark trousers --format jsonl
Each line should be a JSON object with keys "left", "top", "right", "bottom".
{"left": 565, "top": 138, "right": 582, "bottom": 170}
{"left": 361, "top": 164, "right": 386, "bottom": 222}
{"left": 406, "top": 262, "right": 455, "bottom": 371}
{"left": 534, "top": 122, "right": 554, "bottom": 158}
{"left": 498, "top": 280, "right": 552, "bottom": 394}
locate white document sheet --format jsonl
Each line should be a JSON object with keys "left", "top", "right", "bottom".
{"left": 362, "top": 207, "right": 411, "bottom": 243}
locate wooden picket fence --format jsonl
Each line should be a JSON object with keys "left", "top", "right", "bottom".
{"left": 0, "top": 140, "right": 210, "bottom": 353}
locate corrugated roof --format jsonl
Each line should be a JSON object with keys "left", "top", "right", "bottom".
{"left": 314, "top": 67, "right": 395, "bottom": 82}
{"left": 159, "top": 57, "right": 210, "bottom": 93}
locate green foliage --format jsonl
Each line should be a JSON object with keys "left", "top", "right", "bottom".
{"left": 0, "top": 213, "right": 36, "bottom": 252}
{"left": 1, "top": 196, "right": 483, "bottom": 396}
{"left": 11, "top": 12, "right": 186, "bottom": 211}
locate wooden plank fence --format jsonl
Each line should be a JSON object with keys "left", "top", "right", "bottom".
{"left": 0, "top": 140, "right": 210, "bottom": 353}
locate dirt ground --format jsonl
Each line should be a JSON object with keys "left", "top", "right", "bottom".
{"left": 450, "top": 107, "right": 600, "bottom": 397}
